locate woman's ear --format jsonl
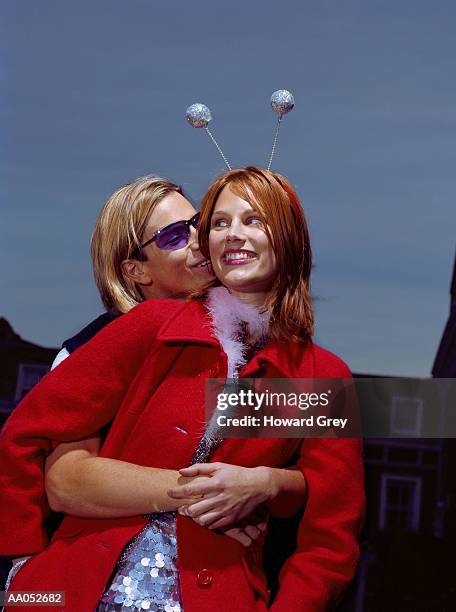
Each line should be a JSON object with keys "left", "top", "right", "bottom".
{"left": 121, "top": 259, "right": 153, "bottom": 288}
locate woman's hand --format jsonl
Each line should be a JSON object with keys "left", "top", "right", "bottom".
{"left": 219, "top": 510, "right": 269, "bottom": 547}
{"left": 168, "top": 462, "right": 276, "bottom": 529}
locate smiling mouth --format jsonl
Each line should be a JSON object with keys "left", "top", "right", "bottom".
{"left": 192, "top": 260, "right": 212, "bottom": 270}
{"left": 222, "top": 250, "right": 257, "bottom": 265}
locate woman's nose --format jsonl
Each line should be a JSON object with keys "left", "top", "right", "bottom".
{"left": 226, "top": 220, "right": 245, "bottom": 243}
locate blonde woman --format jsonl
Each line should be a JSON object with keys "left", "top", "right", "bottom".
{"left": 52, "top": 175, "right": 212, "bottom": 366}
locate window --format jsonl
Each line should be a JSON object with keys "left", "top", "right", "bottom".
{"left": 390, "top": 395, "right": 423, "bottom": 436}
{"left": 15, "top": 363, "right": 50, "bottom": 401}
{"left": 379, "top": 474, "right": 421, "bottom": 531}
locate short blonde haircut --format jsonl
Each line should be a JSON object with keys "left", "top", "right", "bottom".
{"left": 91, "top": 175, "right": 182, "bottom": 313}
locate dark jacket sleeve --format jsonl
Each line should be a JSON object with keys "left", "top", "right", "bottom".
{"left": 62, "top": 312, "right": 119, "bottom": 354}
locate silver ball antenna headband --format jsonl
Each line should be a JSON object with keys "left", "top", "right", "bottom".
{"left": 186, "top": 89, "right": 295, "bottom": 172}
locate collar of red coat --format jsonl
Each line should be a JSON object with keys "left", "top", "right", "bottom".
{"left": 156, "top": 299, "right": 314, "bottom": 378}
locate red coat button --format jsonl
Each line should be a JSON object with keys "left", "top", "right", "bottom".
{"left": 197, "top": 568, "right": 213, "bottom": 586}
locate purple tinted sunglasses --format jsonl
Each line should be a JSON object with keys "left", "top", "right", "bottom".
{"left": 138, "top": 212, "right": 200, "bottom": 251}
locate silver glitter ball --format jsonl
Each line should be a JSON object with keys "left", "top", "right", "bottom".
{"left": 186, "top": 103, "right": 212, "bottom": 128}
{"left": 270, "top": 90, "right": 295, "bottom": 116}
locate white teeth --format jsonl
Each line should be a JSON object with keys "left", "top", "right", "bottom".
{"left": 223, "top": 251, "right": 256, "bottom": 261}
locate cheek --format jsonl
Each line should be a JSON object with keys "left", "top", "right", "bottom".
{"left": 169, "top": 250, "right": 189, "bottom": 270}
{"left": 209, "top": 233, "right": 223, "bottom": 260}
{"left": 257, "top": 235, "right": 276, "bottom": 266}
{"left": 155, "top": 250, "right": 188, "bottom": 276}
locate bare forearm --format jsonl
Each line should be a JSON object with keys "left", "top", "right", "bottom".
{"left": 46, "top": 453, "right": 198, "bottom": 518}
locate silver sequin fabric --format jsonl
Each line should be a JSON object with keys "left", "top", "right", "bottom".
{"left": 97, "top": 512, "right": 181, "bottom": 612}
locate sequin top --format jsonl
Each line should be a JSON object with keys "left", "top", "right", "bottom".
{"left": 97, "top": 512, "right": 181, "bottom": 612}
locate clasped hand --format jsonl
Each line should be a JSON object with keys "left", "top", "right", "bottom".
{"left": 168, "top": 462, "right": 273, "bottom": 547}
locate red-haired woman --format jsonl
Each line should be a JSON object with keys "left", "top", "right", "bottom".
{"left": 0, "top": 167, "right": 364, "bottom": 612}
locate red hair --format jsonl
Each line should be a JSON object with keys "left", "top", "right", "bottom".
{"left": 197, "top": 167, "right": 314, "bottom": 343}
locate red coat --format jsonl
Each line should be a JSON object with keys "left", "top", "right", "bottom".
{"left": 0, "top": 299, "right": 364, "bottom": 612}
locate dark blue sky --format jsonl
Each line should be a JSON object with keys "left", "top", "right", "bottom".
{"left": 1, "top": 0, "right": 455, "bottom": 375}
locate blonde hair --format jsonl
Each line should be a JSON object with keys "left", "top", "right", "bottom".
{"left": 198, "top": 167, "right": 314, "bottom": 343}
{"left": 91, "top": 175, "right": 182, "bottom": 313}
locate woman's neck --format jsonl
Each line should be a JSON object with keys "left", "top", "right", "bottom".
{"left": 226, "top": 288, "right": 269, "bottom": 309}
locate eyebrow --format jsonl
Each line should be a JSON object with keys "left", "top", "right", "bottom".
{"left": 212, "top": 208, "right": 256, "bottom": 215}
